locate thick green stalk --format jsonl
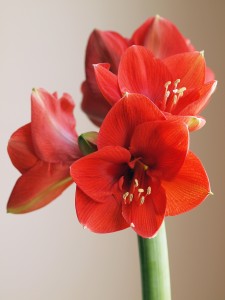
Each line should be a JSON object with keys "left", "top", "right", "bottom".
{"left": 138, "top": 222, "right": 171, "bottom": 300}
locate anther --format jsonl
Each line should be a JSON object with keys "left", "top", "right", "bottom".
{"left": 147, "top": 186, "right": 151, "bottom": 195}
{"left": 178, "top": 87, "right": 186, "bottom": 93}
{"left": 138, "top": 188, "right": 144, "bottom": 193}
{"left": 164, "top": 81, "right": 171, "bottom": 89}
{"left": 129, "top": 193, "right": 134, "bottom": 202}
{"left": 174, "top": 79, "right": 181, "bottom": 88}
{"left": 123, "top": 192, "right": 129, "bottom": 200}
{"left": 134, "top": 179, "right": 139, "bottom": 187}
{"left": 164, "top": 81, "right": 171, "bottom": 100}
{"left": 140, "top": 196, "right": 145, "bottom": 205}
{"left": 177, "top": 87, "right": 186, "bottom": 97}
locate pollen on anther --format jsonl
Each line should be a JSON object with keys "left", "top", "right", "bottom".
{"left": 129, "top": 193, "right": 134, "bottom": 202}
{"left": 177, "top": 87, "right": 186, "bottom": 95}
{"left": 147, "top": 186, "right": 151, "bottom": 195}
{"left": 123, "top": 192, "right": 129, "bottom": 200}
{"left": 140, "top": 196, "right": 145, "bottom": 205}
{"left": 174, "top": 79, "right": 181, "bottom": 87}
{"left": 138, "top": 188, "right": 144, "bottom": 193}
{"left": 164, "top": 81, "right": 171, "bottom": 89}
{"left": 134, "top": 179, "right": 139, "bottom": 187}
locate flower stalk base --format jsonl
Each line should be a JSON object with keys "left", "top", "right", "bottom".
{"left": 138, "top": 222, "right": 171, "bottom": 300}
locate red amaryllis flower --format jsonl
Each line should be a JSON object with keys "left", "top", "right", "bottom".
{"left": 71, "top": 94, "right": 210, "bottom": 238}
{"left": 94, "top": 46, "right": 217, "bottom": 131}
{"left": 81, "top": 15, "right": 215, "bottom": 125}
{"left": 7, "top": 88, "right": 81, "bottom": 214}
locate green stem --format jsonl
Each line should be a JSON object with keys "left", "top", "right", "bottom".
{"left": 138, "top": 222, "right": 171, "bottom": 300}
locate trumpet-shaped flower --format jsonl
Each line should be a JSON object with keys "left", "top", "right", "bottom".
{"left": 81, "top": 15, "right": 215, "bottom": 125}
{"left": 94, "top": 46, "right": 217, "bottom": 131}
{"left": 71, "top": 94, "right": 210, "bottom": 238}
{"left": 7, "top": 88, "right": 81, "bottom": 213}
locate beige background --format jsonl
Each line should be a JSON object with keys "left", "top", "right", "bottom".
{"left": 0, "top": 0, "right": 224, "bottom": 299}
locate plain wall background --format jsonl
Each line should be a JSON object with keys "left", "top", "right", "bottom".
{"left": 0, "top": 0, "right": 224, "bottom": 299}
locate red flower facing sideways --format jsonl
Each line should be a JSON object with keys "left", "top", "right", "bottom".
{"left": 71, "top": 93, "right": 210, "bottom": 238}
{"left": 7, "top": 88, "right": 81, "bottom": 214}
{"left": 94, "top": 46, "right": 217, "bottom": 131}
{"left": 82, "top": 15, "right": 215, "bottom": 125}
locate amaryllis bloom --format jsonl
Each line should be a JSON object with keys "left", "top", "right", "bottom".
{"left": 7, "top": 88, "right": 81, "bottom": 214}
{"left": 71, "top": 93, "right": 210, "bottom": 238}
{"left": 94, "top": 46, "right": 217, "bottom": 131}
{"left": 81, "top": 15, "right": 215, "bottom": 125}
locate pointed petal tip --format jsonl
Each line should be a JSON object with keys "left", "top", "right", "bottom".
{"left": 200, "top": 50, "right": 205, "bottom": 57}
{"left": 187, "top": 116, "right": 206, "bottom": 131}
{"left": 209, "top": 191, "right": 214, "bottom": 196}
{"left": 212, "top": 80, "right": 218, "bottom": 90}
{"left": 123, "top": 91, "right": 130, "bottom": 98}
{"left": 6, "top": 204, "right": 23, "bottom": 214}
{"left": 93, "top": 62, "right": 110, "bottom": 69}
{"left": 155, "top": 14, "right": 162, "bottom": 20}
{"left": 32, "top": 87, "right": 41, "bottom": 95}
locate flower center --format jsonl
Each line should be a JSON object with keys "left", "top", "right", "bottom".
{"left": 123, "top": 161, "right": 151, "bottom": 206}
{"left": 163, "top": 79, "right": 186, "bottom": 112}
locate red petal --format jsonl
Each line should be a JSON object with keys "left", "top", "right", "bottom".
{"left": 85, "top": 30, "right": 128, "bottom": 77}
{"left": 70, "top": 146, "right": 131, "bottom": 202}
{"left": 82, "top": 30, "right": 128, "bottom": 126}
{"left": 164, "top": 113, "right": 206, "bottom": 131}
{"left": 162, "top": 151, "right": 210, "bottom": 216}
{"left": 31, "top": 88, "right": 80, "bottom": 163}
{"left": 118, "top": 46, "right": 171, "bottom": 107}
{"left": 163, "top": 52, "right": 206, "bottom": 89}
{"left": 130, "top": 17, "right": 155, "bottom": 45}
{"left": 94, "top": 63, "right": 121, "bottom": 105}
{"left": 130, "top": 120, "right": 189, "bottom": 180}
{"left": 205, "top": 66, "right": 215, "bottom": 82}
{"left": 132, "top": 15, "right": 193, "bottom": 58}
{"left": 175, "top": 81, "right": 217, "bottom": 116}
{"left": 122, "top": 181, "right": 166, "bottom": 238}
{"left": 8, "top": 123, "right": 38, "bottom": 173}
{"left": 81, "top": 80, "right": 111, "bottom": 126}
{"left": 98, "top": 93, "right": 165, "bottom": 149}
{"left": 75, "top": 187, "right": 128, "bottom": 233}
{"left": 7, "top": 161, "right": 73, "bottom": 214}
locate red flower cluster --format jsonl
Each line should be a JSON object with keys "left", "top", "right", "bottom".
{"left": 94, "top": 46, "right": 216, "bottom": 131}
{"left": 81, "top": 15, "right": 215, "bottom": 126}
{"left": 7, "top": 16, "right": 216, "bottom": 238}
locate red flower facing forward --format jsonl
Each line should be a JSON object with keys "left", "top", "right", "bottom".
{"left": 94, "top": 46, "right": 217, "bottom": 131}
{"left": 71, "top": 94, "right": 210, "bottom": 238}
{"left": 7, "top": 88, "right": 81, "bottom": 214}
{"left": 81, "top": 15, "right": 215, "bottom": 125}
